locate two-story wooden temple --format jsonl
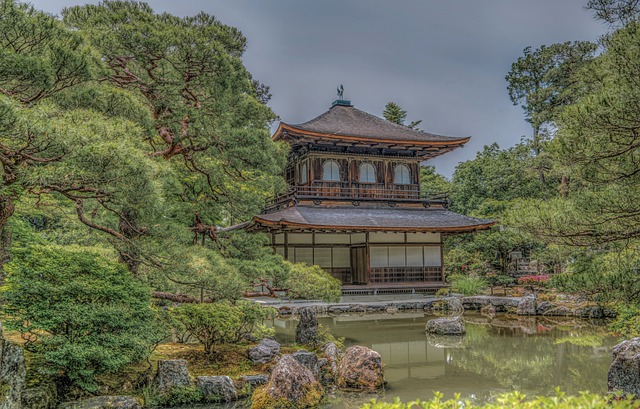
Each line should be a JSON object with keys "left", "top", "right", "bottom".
{"left": 232, "top": 98, "right": 493, "bottom": 293}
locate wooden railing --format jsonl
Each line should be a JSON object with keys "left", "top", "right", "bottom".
{"left": 271, "top": 183, "right": 448, "bottom": 202}
{"left": 369, "top": 267, "right": 443, "bottom": 283}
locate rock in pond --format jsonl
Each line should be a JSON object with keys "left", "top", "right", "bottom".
{"left": 58, "top": 396, "right": 141, "bottom": 409}
{"left": 426, "top": 334, "right": 465, "bottom": 349}
{"left": 608, "top": 337, "right": 640, "bottom": 396}
{"left": 425, "top": 317, "right": 466, "bottom": 336}
{"left": 295, "top": 308, "right": 319, "bottom": 346}
{"left": 247, "top": 338, "right": 281, "bottom": 364}
{"left": 251, "top": 354, "right": 323, "bottom": 409}
{"left": 480, "top": 303, "right": 496, "bottom": 317}
{"left": 336, "top": 346, "right": 384, "bottom": 391}
{"left": 152, "top": 360, "right": 191, "bottom": 392}
{"left": 517, "top": 296, "right": 537, "bottom": 316}
{"left": 197, "top": 376, "right": 237, "bottom": 403}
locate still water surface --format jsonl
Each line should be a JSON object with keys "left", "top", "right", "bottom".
{"left": 275, "top": 312, "right": 617, "bottom": 408}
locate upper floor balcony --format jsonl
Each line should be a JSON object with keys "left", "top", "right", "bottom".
{"left": 266, "top": 180, "right": 448, "bottom": 211}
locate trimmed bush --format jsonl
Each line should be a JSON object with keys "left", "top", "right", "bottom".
{"left": 285, "top": 262, "right": 342, "bottom": 302}
{"left": 170, "top": 301, "right": 276, "bottom": 354}
{"left": 2, "top": 244, "right": 161, "bottom": 393}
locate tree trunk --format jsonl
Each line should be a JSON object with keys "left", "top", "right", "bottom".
{"left": 118, "top": 209, "right": 143, "bottom": 275}
{"left": 0, "top": 195, "right": 15, "bottom": 274}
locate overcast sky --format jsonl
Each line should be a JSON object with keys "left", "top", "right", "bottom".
{"left": 29, "top": 0, "right": 607, "bottom": 177}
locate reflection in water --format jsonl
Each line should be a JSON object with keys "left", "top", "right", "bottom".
{"left": 275, "top": 312, "right": 617, "bottom": 408}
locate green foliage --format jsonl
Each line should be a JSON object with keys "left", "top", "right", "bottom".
{"left": 2, "top": 244, "right": 161, "bottom": 393}
{"left": 158, "top": 245, "right": 248, "bottom": 302}
{"left": 170, "top": 302, "right": 276, "bottom": 354}
{"left": 220, "top": 231, "right": 290, "bottom": 286}
{"left": 450, "top": 142, "right": 547, "bottom": 215}
{"left": 145, "top": 385, "right": 203, "bottom": 407}
{"left": 448, "top": 274, "right": 488, "bottom": 296}
{"left": 285, "top": 262, "right": 342, "bottom": 302}
{"left": 62, "top": 1, "right": 287, "bottom": 225}
{"left": 360, "top": 391, "right": 638, "bottom": 409}
{"left": 586, "top": 0, "right": 640, "bottom": 27}
{"left": 609, "top": 304, "right": 640, "bottom": 338}
{"left": 549, "top": 246, "right": 640, "bottom": 305}
{"left": 383, "top": 101, "right": 421, "bottom": 129}
{"left": 420, "top": 165, "right": 450, "bottom": 197}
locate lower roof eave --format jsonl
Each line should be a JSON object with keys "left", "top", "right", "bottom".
{"left": 251, "top": 218, "right": 495, "bottom": 233}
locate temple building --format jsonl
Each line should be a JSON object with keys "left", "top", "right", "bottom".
{"left": 235, "top": 98, "right": 493, "bottom": 293}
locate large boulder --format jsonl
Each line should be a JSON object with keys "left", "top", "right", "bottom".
{"left": 58, "top": 396, "right": 140, "bottom": 409}
{"left": 0, "top": 323, "right": 26, "bottom": 409}
{"left": 517, "top": 296, "right": 537, "bottom": 316}
{"left": 251, "top": 355, "right": 323, "bottom": 409}
{"left": 425, "top": 317, "right": 466, "bottom": 335}
{"left": 196, "top": 376, "right": 237, "bottom": 403}
{"left": 247, "top": 338, "right": 281, "bottom": 364}
{"left": 292, "top": 350, "right": 319, "bottom": 378}
{"left": 295, "top": 308, "right": 319, "bottom": 346}
{"left": 323, "top": 343, "right": 340, "bottom": 374}
{"left": 152, "top": 360, "right": 191, "bottom": 392}
{"left": 336, "top": 346, "right": 384, "bottom": 391}
{"left": 608, "top": 338, "right": 640, "bottom": 396}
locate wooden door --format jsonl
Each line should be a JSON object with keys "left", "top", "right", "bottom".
{"left": 350, "top": 246, "right": 367, "bottom": 284}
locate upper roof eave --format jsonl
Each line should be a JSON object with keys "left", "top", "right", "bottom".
{"left": 273, "top": 123, "right": 470, "bottom": 147}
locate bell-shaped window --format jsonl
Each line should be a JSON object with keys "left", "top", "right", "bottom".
{"left": 300, "top": 162, "right": 308, "bottom": 184}
{"left": 322, "top": 160, "right": 340, "bottom": 181}
{"left": 359, "top": 163, "right": 376, "bottom": 183}
{"left": 394, "top": 164, "right": 410, "bottom": 184}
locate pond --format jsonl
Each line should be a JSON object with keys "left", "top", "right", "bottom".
{"left": 274, "top": 312, "right": 618, "bottom": 408}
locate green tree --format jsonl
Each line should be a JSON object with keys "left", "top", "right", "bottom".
{"left": 506, "top": 41, "right": 597, "bottom": 189}
{"left": 420, "top": 165, "right": 450, "bottom": 197}
{"left": 0, "top": 0, "right": 164, "bottom": 273}
{"left": 2, "top": 244, "right": 162, "bottom": 393}
{"left": 508, "top": 20, "right": 640, "bottom": 246}
{"left": 383, "top": 101, "right": 422, "bottom": 129}
{"left": 449, "top": 142, "right": 545, "bottom": 215}
{"left": 586, "top": 0, "right": 640, "bottom": 27}
{"left": 62, "top": 1, "right": 287, "bottom": 232}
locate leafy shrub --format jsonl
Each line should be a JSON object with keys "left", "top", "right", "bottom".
{"left": 360, "top": 391, "right": 638, "bottom": 409}
{"left": 2, "top": 244, "right": 162, "bottom": 393}
{"left": 285, "top": 262, "right": 342, "bottom": 302}
{"left": 449, "top": 274, "right": 488, "bottom": 296}
{"left": 171, "top": 301, "right": 276, "bottom": 354}
{"left": 145, "top": 385, "right": 203, "bottom": 407}
{"left": 518, "top": 274, "right": 550, "bottom": 286}
{"left": 609, "top": 304, "right": 640, "bottom": 338}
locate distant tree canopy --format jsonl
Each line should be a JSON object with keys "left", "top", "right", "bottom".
{"left": 383, "top": 101, "right": 422, "bottom": 129}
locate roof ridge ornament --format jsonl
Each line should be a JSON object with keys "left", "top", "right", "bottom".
{"left": 332, "top": 84, "right": 353, "bottom": 107}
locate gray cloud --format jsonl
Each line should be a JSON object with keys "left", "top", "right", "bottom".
{"left": 30, "top": 0, "right": 606, "bottom": 176}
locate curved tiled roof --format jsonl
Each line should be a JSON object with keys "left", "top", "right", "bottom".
{"left": 275, "top": 104, "right": 469, "bottom": 145}
{"left": 252, "top": 205, "right": 494, "bottom": 232}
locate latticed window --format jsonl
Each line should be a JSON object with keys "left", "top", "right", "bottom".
{"left": 359, "top": 163, "right": 376, "bottom": 183}
{"left": 394, "top": 164, "right": 410, "bottom": 184}
{"left": 322, "top": 160, "right": 340, "bottom": 181}
{"left": 300, "top": 162, "right": 308, "bottom": 184}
